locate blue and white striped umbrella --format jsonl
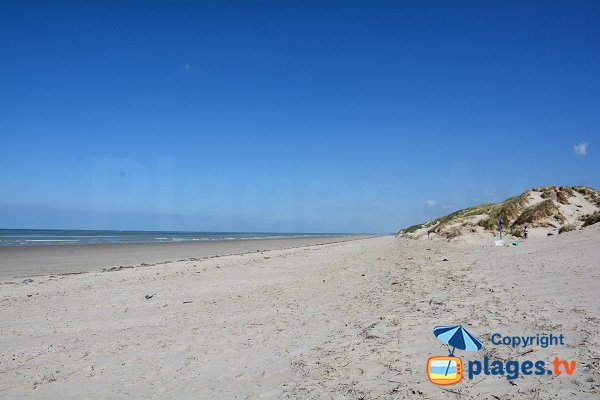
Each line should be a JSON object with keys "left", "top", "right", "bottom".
{"left": 433, "top": 325, "right": 483, "bottom": 354}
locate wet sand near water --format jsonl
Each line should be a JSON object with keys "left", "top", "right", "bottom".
{"left": 0, "top": 236, "right": 372, "bottom": 281}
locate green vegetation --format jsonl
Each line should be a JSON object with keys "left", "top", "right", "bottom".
{"left": 477, "top": 218, "right": 496, "bottom": 231}
{"left": 540, "top": 186, "right": 574, "bottom": 205}
{"left": 444, "top": 227, "right": 463, "bottom": 240}
{"left": 512, "top": 227, "right": 523, "bottom": 238}
{"left": 488, "top": 193, "right": 530, "bottom": 224}
{"left": 573, "top": 186, "right": 597, "bottom": 196}
{"left": 512, "top": 199, "right": 563, "bottom": 226}
{"left": 558, "top": 224, "right": 575, "bottom": 234}
{"left": 398, "top": 186, "right": 600, "bottom": 238}
{"left": 399, "top": 223, "right": 423, "bottom": 234}
{"left": 427, "top": 192, "right": 529, "bottom": 233}
{"left": 540, "top": 187, "right": 555, "bottom": 199}
{"left": 581, "top": 211, "right": 600, "bottom": 227}
{"left": 556, "top": 190, "right": 570, "bottom": 205}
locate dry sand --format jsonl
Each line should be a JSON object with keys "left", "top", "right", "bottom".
{"left": 1, "top": 227, "right": 599, "bottom": 399}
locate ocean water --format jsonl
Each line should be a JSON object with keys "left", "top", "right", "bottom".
{"left": 0, "top": 229, "right": 347, "bottom": 247}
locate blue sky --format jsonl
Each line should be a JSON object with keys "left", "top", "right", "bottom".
{"left": 1, "top": 0, "right": 598, "bottom": 233}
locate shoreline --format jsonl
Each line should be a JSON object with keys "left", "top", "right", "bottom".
{"left": 0, "top": 235, "right": 375, "bottom": 281}
{"left": 0, "top": 227, "right": 598, "bottom": 398}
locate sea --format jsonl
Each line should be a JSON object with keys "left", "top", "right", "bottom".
{"left": 0, "top": 229, "right": 348, "bottom": 247}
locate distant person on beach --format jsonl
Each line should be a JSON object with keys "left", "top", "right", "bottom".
{"left": 524, "top": 226, "right": 528, "bottom": 239}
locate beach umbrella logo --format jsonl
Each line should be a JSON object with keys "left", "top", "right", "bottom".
{"left": 426, "top": 325, "right": 483, "bottom": 385}
{"left": 434, "top": 325, "right": 483, "bottom": 355}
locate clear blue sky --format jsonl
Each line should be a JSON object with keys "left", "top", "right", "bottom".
{"left": 1, "top": 0, "right": 598, "bottom": 233}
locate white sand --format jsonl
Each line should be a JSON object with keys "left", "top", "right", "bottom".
{"left": 1, "top": 227, "right": 599, "bottom": 399}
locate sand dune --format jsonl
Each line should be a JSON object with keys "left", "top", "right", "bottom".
{"left": 1, "top": 227, "right": 598, "bottom": 399}
{"left": 399, "top": 186, "right": 600, "bottom": 241}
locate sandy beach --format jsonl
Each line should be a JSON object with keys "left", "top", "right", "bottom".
{"left": 3, "top": 0, "right": 599, "bottom": 398}
{"left": 0, "top": 227, "right": 598, "bottom": 399}
{"left": 0, "top": 236, "right": 369, "bottom": 281}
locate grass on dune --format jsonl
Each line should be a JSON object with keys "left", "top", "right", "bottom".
{"left": 581, "top": 211, "right": 600, "bottom": 227}
{"left": 399, "top": 224, "right": 423, "bottom": 234}
{"left": 558, "top": 224, "right": 576, "bottom": 234}
{"left": 398, "top": 186, "right": 600, "bottom": 236}
{"left": 399, "top": 193, "right": 529, "bottom": 234}
{"left": 428, "top": 192, "right": 529, "bottom": 233}
{"left": 512, "top": 199, "right": 564, "bottom": 227}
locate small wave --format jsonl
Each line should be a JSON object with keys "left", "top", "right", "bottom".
{"left": 25, "top": 239, "right": 80, "bottom": 242}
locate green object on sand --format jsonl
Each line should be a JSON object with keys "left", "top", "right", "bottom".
{"left": 512, "top": 242, "right": 519, "bottom": 246}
